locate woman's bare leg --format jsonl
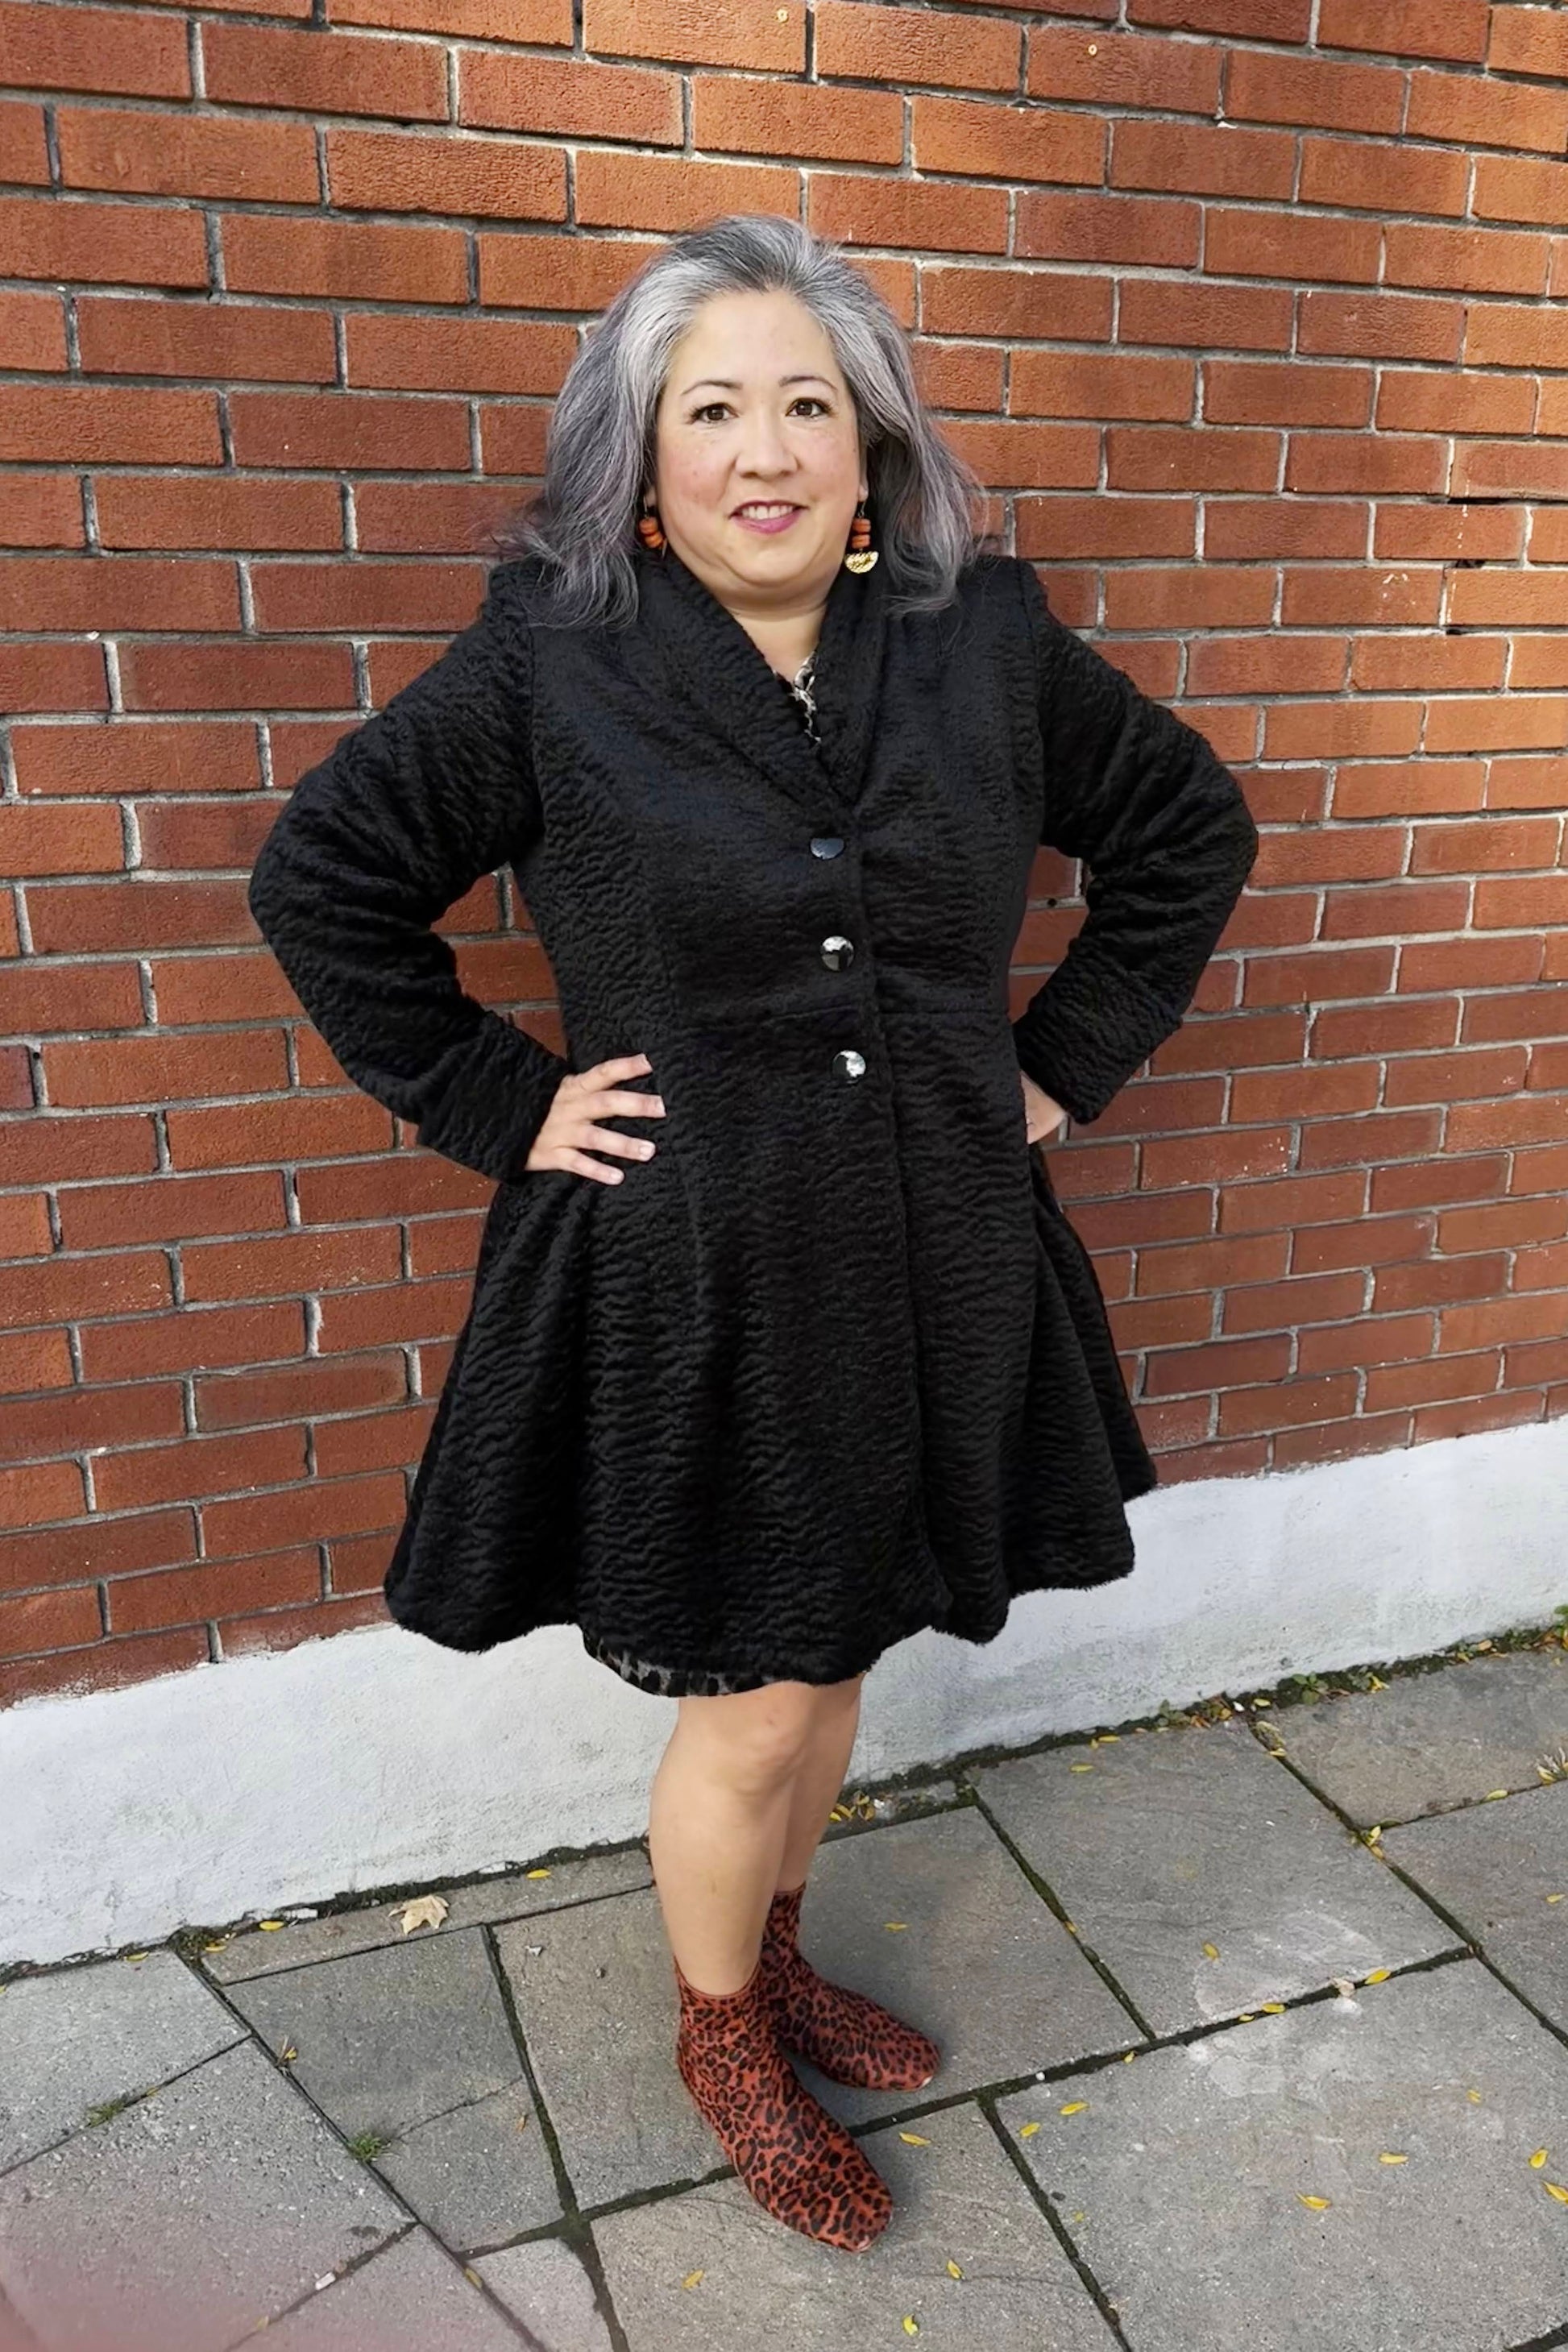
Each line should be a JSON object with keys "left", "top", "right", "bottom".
{"left": 647, "top": 1679, "right": 825, "bottom": 1994}
{"left": 776, "top": 1674, "right": 865, "bottom": 1890}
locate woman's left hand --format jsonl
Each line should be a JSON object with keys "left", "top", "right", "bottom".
{"left": 1021, "top": 1069, "right": 1068, "bottom": 1147}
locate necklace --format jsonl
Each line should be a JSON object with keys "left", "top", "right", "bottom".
{"left": 780, "top": 651, "right": 819, "bottom": 745}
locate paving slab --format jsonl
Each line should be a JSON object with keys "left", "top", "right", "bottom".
{"left": 0, "top": 2038, "right": 404, "bottom": 2352}
{"left": 372, "top": 2078, "right": 562, "bottom": 2251}
{"left": 223, "top": 1927, "right": 524, "bottom": 2147}
{"left": 259, "top": 2225, "right": 528, "bottom": 2351}
{"left": 996, "top": 1958, "right": 1568, "bottom": 2352}
{"left": 473, "top": 2234, "right": 616, "bottom": 2352}
{"left": 1380, "top": 1777, "right": 1568, "bottom": 2031}
{"left": 594, "top": 2097, "right": 1107, "bottom": 2351}
{"left": 971, "top": 1717, "right": 1457, "bottom": 2036}
{"left": 0, "top": 1949, "right": 246, "bottom": 2172}
{"left": 771, "top": 1806, "right": 1139, "bottom": 2126}
{"left": 1272, "top": 1647, "right": 1568, "bottom": 1826}
{"left": 202, "top": 1847, "right": 653, "bottom": 1985}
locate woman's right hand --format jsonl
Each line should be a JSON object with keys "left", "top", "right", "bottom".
{"left": 523, "top": 1052, "right": 666, "bottom": 1184}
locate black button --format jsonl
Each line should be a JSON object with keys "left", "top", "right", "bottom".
{"left": 832, "top": 1049, "right": 866, "bottom": 1081}
{"left": 809, "top": 836, "right": 844, "bottom": 858}
{"left": 819, "top": 935, "right": 854, "bottom": 971}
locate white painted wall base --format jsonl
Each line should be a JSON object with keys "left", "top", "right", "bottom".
{"left": 6, "top": 1417, "right": 1566, "bottom": 1970}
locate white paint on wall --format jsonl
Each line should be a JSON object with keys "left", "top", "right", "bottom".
{"left": 5, "top": 1417, "right": 1566, "bottom": 1969}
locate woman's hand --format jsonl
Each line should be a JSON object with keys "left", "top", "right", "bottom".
{"left": 1021, "top": 1068, "right": 1068, "bottom": 1147}
{"left": 524, "top": 1051, "right": 666, "bottom": 1183}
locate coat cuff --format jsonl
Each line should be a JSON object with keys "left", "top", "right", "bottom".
{"left": 1012, "top": 941, "right": 1189, "bottom": 1127}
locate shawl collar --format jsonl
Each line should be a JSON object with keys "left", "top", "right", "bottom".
{"left": 633, "top": 537, "right": 890, "bottom": 825}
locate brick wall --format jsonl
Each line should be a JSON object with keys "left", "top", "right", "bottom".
{"left": 2, "top": 0, "right": 1566, "bottom": 1710}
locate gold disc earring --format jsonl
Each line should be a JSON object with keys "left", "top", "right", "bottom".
{"left": 843, "top": 496, "right": 877, "bottom": 573}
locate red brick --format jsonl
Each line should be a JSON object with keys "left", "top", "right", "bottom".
{"left": 477, "top": 231, "right": 660, "bottom": 310}
{"left": 943, "top": 418, "right": 1099, "bottom": 488}
{"left": 1015, "top": 191, "right": 1201, "bottom": 269}
{"left": 95, "top": 477, "right": 344, "bottom": 553}
{"left": 1472, "top": 154, "right": 1568, "bottom": 226}
{"left": 228, "top": 392, "right": 471, "bottom": 471}
{"left": 0, "top": 476, "right": 85, "bottom": 550}
{"left": 1011, "top": 351, "right": 1194, "bottom": 421}
{"left": 1186, "top": 633, "right": 1348, "bottom": 697}
{"left": 911, "top": 96, "right": 1103, "bottom": 185}
{"left": 118, "top": 639, "right": 355, "bottom": 711}
{"left": 1204, "top": 206, "right": 1379, "bottom": 285}
{"left": 1118, "top": 278, "right": 1293, "bottom": 351}
{"left": 222, "top": 214, "right": 467, "bottom": 306}
{"left": 1015, "top": 496, "right": 1196, "bottom": 559}
{"left": 1450, "top": 443, "right": 1568, "bottom": 500}
{"left": 1375, "top": 368, "right": 1533, "bottom": 433}
{"left": 811, "top": 172, "right": 1010, "bottom": 256}
{"left": 1408, "top": 67, "right": 1568, "bottom": 151}
{"left": 1488, "top": 5, "right": 1568, "bottom": 77}
{"left": 581, "top": 147, "right": 799, "bottom": 233}
{"left": 817, "top": 0, "right": 1020, "bottom": 89}
{"left": 249, "top": 559, "right": 483, "bottom": 633}
{"left": 1318, "top": 0, "right": 1488, "bottom": 62}
{"left": 352, "top": 479, "right": 521, "bottom": 553}
{"left": 0, "top": 557, "right": 239, "bottom": 634}
{"left": 1286, "top": 433, "right": 1444, "bottom": 496}
{"left": 0, "top": 2, "right": 190, "bottom": 95}
{"left": 1263, "top": 700, "right": 1423, "bottom": 761}
{"left": 1226, "top": 48, "right": 1406, "bottom": 135}
{"left": 75, "top": 298, "right": 338, "bottom": 384}
{"left": 1351, "top": 635, "right": 1504, "bottom": 693}
{"left": 0, "top": 385, "right": 222, "bottom": 466}
{"left": 11, "top": 721, "right": 259, "bottom": 796}
{"left": 476, "top": 402, "right": 549, "bottom": 475}
{"left": 58, "top": 106, "right": 318, "bottom": 202}
{"left": 461, "top": 48, "right": 679, "bottom": 142}
{"left": 326, "top": 127, "right": 564, "bottom": 218}
{"left": 1027, "top": 24, "right": 1220, "bottom": 111}
{"left": 331, "top": 0, "right": 566, "bottom": 30}
{"left": 1299, "top": 135, "right": 1468, "bottom": 217}
{"left": 1425, "top": 694, "right": 1568, "bottom": 752}
{"left": 691, "top": 74, "right": 902, "bottom": 164}
{"left": 1384, "top": 222, "right": 1550, "bottom": 297}
{"left": 1204, "top": 359, "right": 1371, "bottom": 427}
{"left": 919, "top": 267, "right": 1110, "bottom": 342}
{"left": 1106, "top": 425, "right": 1280, "bottom": 492}
{"left": 0, "top": 1585, "right": 104, "bottom": 1660}
{"left": 1299, "top": 291, "right": 1464, "bottom": 363}
{"left": 0, "top": 196, "right": 208, "bottom": 287}
{"left": 1104, "top": 566, "right": 1276, "bottom": 628}
{"left": 344, "top": 313, "right": 573, "bottom": 395}
{"left": 1126, "top": 0, "right": 1310, "bottom": 32}
{"left": 1464, "top": 301, "right": 1568, "bottom": 370}
{"left": 1112, "top": 119, "right": 1295, "bottom": 201}
{"left": 0, "top": 289, "right": 66, "bottom": 371}
{"left": 202, "top": 22, "right": 447, "bottom": 118}
{"left": 0, "top": 643, "right": 108, "bottom": 712}
{"left": 1446, "top": 571, "right": 1568, "bottom": 628}
{"left": 0, "top": 97, "right": 49, "bottom": 181}
{"left": 1280, "top": 568, "right": 1441, "bottom": 624}
{"left": 586, "top": 0, "right": 800, "bottom": 69}
{"left": 1375, "top": 504, "right": 1523, "bottom": 562}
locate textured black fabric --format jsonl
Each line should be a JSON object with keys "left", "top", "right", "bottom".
{"left": 247, "top": 541, "right": 1259, "bottom": 1685}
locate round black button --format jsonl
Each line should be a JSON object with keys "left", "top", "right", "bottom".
{"left": 819, "top": 935, "right": 854, "bottom": 971}
{"left": 809, "top": 836, "right": 844, "bottom": 858}
{"left": 832, "top": 1049, "right": 866, "bottom": 1081}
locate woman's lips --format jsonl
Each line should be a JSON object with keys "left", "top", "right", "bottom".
{"left": 732, "top": 504, "right": 803, "bottom": 535}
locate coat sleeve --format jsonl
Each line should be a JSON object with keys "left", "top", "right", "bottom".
{"left": 1010, "top": 558, "right": 1259, "bottom": 1126}
{"left": 246, "top": 560, "right": 570, "bottom": 1186}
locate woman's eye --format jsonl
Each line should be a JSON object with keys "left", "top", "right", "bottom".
{"left": 691, "top": 397, "right": 830, "bottom": 421}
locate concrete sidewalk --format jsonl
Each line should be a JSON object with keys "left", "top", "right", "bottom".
{"left": 4, "top": 1630, "right": 1568, "bottom": 2352}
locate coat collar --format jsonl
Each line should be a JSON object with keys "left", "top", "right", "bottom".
{"left": 633, "top": 534, "right": 890, "bottom": 825}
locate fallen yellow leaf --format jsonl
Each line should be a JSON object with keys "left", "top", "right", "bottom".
{"left": 682, "top": 2270, "right": 704, "bottom": 2288}
{"left": 1060, "top": 2101, "right": 1088, "bottom": 2116}
{"left": 1484, "top": 1790, "right": 1510, "bottom": 1800}
{"left": 1548, "top": 1894, "right": 1564, "bottom": 1905}
{"left": 1123, "top": 2051, "right": 1136, "bottom": 2063}
{"left": 1019, "top": 2120, "right": 1041, "bottom": 2138}
{"left": 1367, "top": 1676, "right": 1386, "bottom": 1690}
{"left": 1202, "top": 1943, "right": 1220, "bottom": 1960}
{"left": 1378, "top": 2152, "right": 1407, "bottom": 2164}
{"left": 279, "top": 2043, "right": 298, "bottom": 2064}
{"left": 1297, "top": 2193, "right": 1331, "bottom": 2210}
{"left": 1363, "top": 1968, "right": 1391, "bottom": 1984}
{"left": 525, "top": 1869, "right": 551, "bottom": 1881}
{"left": 1261, "top": 2001, "right": 1285, "bottom": 2014}
{"left": 1546, "top": 2181, "right": 1568, "bottom": 2205}
{"left": 1069, "top": 1763, "right": 1094, "bottom": 1773}
{"left": 946, "top": 2259, "right": 963, "bottom": 2279}
{"left": 898, "top": 2131, "right": 930, "bottom": 2146}
{"left": 1467, "top": 2089, "right": 1483, "bottom": 2103}
{"left": 397, "top": 1894, "right": 449, "bottom": 1935}
{"left": 124, "top": 1953, "right": 148, "bottom": 1964}
{"left": 463, "top": 2268, "right": 483, "bottom": 2286}
{"left": 885, "top": 1921, "right": 908, "bottom": 1931}
{"left": 258, "top": 1921, "right": 284, "bottom": 1932}
{"left": 1530, "top": 2150, "right": 1549, "bottom": 2168}
{"left": 902, "top": 2317, "right": 919, "bottom": 2336}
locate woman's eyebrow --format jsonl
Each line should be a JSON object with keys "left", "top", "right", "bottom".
{"left": 678, "top": 373, "right": 837, "bottom": 396}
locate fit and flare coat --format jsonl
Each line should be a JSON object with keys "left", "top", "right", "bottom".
{"left": 246, "top": 538, "right": 1259, "bottom": 1684}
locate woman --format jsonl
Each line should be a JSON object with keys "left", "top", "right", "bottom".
{"left": 247, "top": 213, "right": 1259, "bottom": 2255}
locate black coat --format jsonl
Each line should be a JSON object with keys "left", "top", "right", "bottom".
{"left": 246, "top": 541, "right": 1259, "bottom": 1682}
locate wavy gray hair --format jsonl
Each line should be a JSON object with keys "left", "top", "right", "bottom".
{"left": 492, "top": 212, "right": 993, "bottom": 628}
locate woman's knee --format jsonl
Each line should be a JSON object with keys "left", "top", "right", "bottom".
{"left": 676, "top": 1679, "right": 829, "bottom": 1791}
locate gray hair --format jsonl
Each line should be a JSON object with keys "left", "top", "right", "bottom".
{"left": 491, "top": 212, "right": 993, "bottom": 628}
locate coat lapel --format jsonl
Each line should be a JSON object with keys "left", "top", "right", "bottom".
{"left": 633, "top": 537, "right": 889, "bottom": 825}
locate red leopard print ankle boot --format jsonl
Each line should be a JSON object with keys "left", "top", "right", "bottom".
{"left": 672, "top": 1948, "right": 894, "bottom": 2252}
{"left": 758, "top": 1882, "right": 941, "bottom": 2093}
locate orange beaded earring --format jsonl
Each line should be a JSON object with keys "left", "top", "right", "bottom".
{"left": 843, "top": 496, "right": 877, "bottom": 573}
{"left": 636, "top": 497, "right": 666, "bottom": 554}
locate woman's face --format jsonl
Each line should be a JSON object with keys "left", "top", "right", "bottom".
{"left": 647, "top": 288, "right": 866, "bottom": 613}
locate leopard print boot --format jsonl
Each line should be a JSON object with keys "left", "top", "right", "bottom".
{"left": 758, "top": 1882, "right": 941, "bottom": 2093}
{"left": 673, "top": 1949, "right": 894, "bottom": 2252}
